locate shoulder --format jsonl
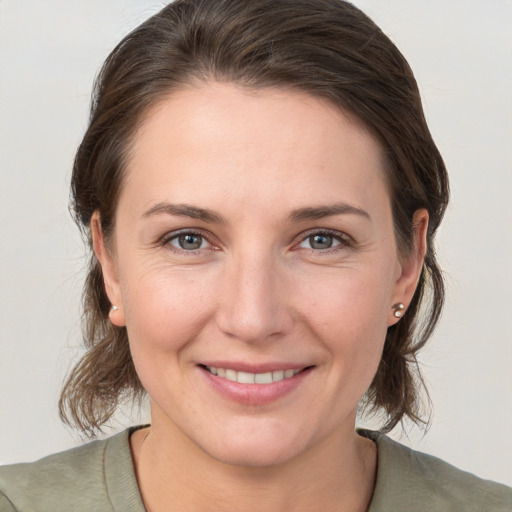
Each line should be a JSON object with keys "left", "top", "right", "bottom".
{"left": 0, "top": 427, "right": 145, "bottom": 512}
{"left": 0, "top": 434, "right": 112, "bottom": 511}
{"left": 362, "top": 430, "right": 512, "bottom": 512}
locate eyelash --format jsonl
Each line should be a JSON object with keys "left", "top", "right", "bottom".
{"left": 160, "top": 229, "right": 215, "bottom": 255}
{"left": 295, "top": 228, "right": 353, "bottom": 255}
{"left": 159, "top": 228, "right": 353, "bottom": 255}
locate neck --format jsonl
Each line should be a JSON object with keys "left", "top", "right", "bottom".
{"left": 131, "top": 414, "right": 377, "bottom": 512}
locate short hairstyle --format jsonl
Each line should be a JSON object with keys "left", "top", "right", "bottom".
{"left": 61, "top": 0, "right": 449, "bottom": 436}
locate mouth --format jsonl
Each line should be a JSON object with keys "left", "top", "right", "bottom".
{"left": 201, "top": 365, "right": 308, "bottom": 384}
{"left": 198, "top": 363, "right": 315, "bottom": 405}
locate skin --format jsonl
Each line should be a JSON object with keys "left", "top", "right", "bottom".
{"left": 93, "top": 82, "right": 428, "bottom": 511}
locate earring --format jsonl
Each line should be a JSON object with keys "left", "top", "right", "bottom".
{"left": 111, "top": 305, "right": 119, "bottom": 311}
{"left": 393, "top": 303, "right": 405, "bottom": 318}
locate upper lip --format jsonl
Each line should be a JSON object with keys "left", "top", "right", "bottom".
{"left": 199, "top": 361, "right": 312, "bottom": 373}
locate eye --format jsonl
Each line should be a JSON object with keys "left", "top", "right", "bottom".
{"left": 297, "top": 230, "right": 349, "bottom": 251}
{"left": 166, "top": 232, "right": 211, "bottom": 251}
{"left": 306, "top": 233, "right": 336, "bottom": 250}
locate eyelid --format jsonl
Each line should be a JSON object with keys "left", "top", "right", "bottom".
{"left": 294, "top": 228, "right": 353, "bottom": 251}
{"left": 157, "top": 227, "right": 352, "bottom": 253}
{"left": 159, "top": 228, "right": 218, "bottom": 251}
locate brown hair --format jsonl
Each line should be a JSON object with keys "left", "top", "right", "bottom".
{"left": 61, "top": 0, "right": 449, "bottom": 436}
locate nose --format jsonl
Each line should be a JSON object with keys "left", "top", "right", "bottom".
{"left": 215, "top": 253, "right": 293, "bottom": 343}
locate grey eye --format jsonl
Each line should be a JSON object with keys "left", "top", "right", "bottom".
{"left": 176, "top": 233, "right": 204, "bottom": 250}
{"left": 308, "top": 233, "right": 334, "bottom": 249}
{"left": 298, "top": 232, "right": 346, "bottom": 251}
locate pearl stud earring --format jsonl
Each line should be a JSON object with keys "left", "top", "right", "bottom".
{"left": 393, "top": 303, "right": 405, "bottom": 318}
{"left": 111, "top": 305, "right": 118, "bottom": 311}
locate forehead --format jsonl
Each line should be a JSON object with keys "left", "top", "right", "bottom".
{"left": 121, "top": 82, "right": 389, "bottom": 218}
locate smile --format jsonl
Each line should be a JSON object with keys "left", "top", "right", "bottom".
{"left": 205, "top": 366, "right": 303, "bottom": 384}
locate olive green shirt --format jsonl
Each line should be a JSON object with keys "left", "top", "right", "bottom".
{"left": 1, "top": 427, "right": 511, "bottom": 511}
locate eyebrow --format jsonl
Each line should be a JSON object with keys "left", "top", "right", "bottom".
{"left": 141, "top": 201, "right": 370, "bottom": 224}
{"left": 288, "top": 202, "right": 371, "bottom": 222}
{"left": 142, "top": 202, "right": 228, "bottom": 224}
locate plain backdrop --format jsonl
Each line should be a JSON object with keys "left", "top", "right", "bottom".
{"left": 0, "top": 0, "right": 511, "bottom": 486}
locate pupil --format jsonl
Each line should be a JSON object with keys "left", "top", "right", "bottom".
{"left": 179, "top": 234, "right": 202, "bottom": 250}
{"left": 310, "top": 234, "right": 333, "bottom": 249}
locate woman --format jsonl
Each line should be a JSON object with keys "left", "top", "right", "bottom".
{"left": 1, "top": 0, "right": 510, "bottom": 510}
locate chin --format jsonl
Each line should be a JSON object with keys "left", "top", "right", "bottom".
{"left": 193, "top": 419, "right": 312, "bottom": 468}
{"left": 209, "top": 439, "right": 305, "bottom": 468}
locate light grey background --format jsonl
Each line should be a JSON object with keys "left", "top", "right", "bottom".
{"left": 1, "top": 0, "right": 511, "bottom": 485}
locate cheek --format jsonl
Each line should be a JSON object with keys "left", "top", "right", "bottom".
{"left": 119, "top": 262, "right": 217, "bottom": 361}
{"left": 300, "top": 261, "right": 393, "bottom": 335}
{"left": 298, "top": 264, "right": 393, "bottom": 380}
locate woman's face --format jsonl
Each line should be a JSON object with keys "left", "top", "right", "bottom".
{"left": 97, "top": 82, "right": 425, "bottom": 467}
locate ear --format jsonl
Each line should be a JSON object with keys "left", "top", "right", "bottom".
{"left": 91, "top": 211, "right": 126, "bottom": 327}
{"left": 388, "top": 209, "right": 429, "bottom": 326}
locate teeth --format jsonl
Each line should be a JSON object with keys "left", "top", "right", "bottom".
{"left": 205, "top": 366, "right": 302, "bottom": 384}
{"left": 255, "top": 372, "right": 272, "bottom": 384}
{"left": 237, "top": 371, "right": 255, "bottom": 384}
{"left": 225, "top": 369, "right": 237, "bottom": 382}
{"left": 272, "top": 370, "right": 284, "bottom": 382}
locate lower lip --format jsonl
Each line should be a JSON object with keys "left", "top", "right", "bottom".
{"left": 199, "top": 366, "right": 313, "bottom": 406}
